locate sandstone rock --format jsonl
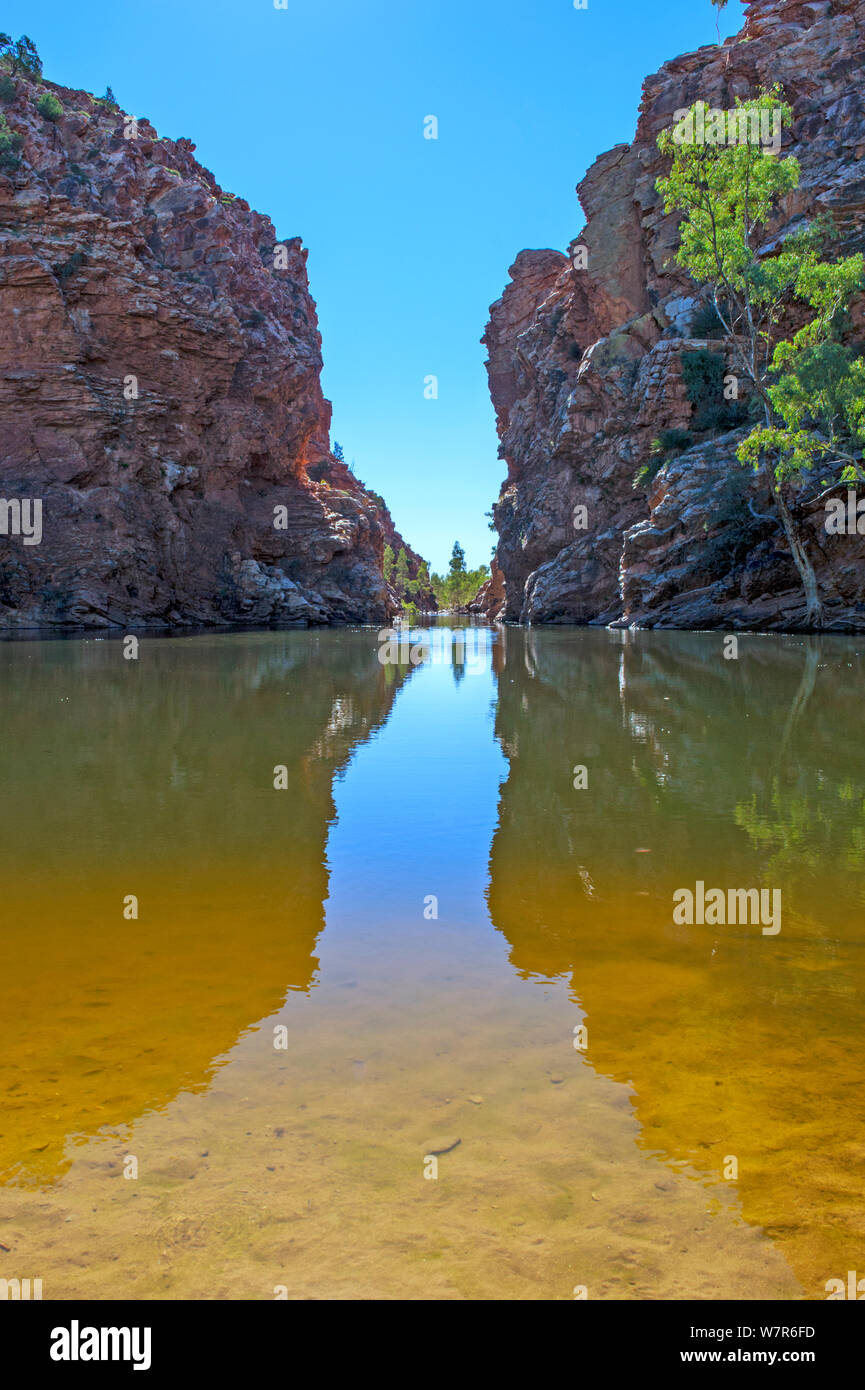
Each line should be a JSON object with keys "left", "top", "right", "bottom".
{"left": 483, "top": 0, "right": 865, "bottom": 631}
{"left": 0, "top": 72, "right": 417, "bottom": 629}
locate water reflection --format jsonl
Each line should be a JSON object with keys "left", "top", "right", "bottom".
{"left": 1, "top": 624, "right": 862, "bottom": 1299}
{"left": 0, "top": 632, "right": 408, "bottom": 1186}
{"left": 487, "top": 627, "right": 865, "bottom": 1291}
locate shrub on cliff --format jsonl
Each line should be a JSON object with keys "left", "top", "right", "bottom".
{"left": 36, "top": 92, "right": 63, "bottom": 122}
{"left": 0, "top": 112, "right": 23, "bottom": 169}
{"left": 633, "top": 430, "right": 693, "bottom": 489}
{"left": 681, "top": 349, "right": 747, "bottom": 431}
{"left": 0, "top": 75, "right": 16, "bottom": 103}
{"left": 690, "top": 297, "right": 726, "bottom": 339}
{"left": 658, "top": 88, "right": 865, "bottom": 628}
{"left": 53, "top": 249, "right": 86, "bottom": 283}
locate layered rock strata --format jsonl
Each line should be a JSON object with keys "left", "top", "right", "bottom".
{"left": 0, "top": 70, "right": 417, "bottom": 628}
{"left": 482, "top": 0, "right": 865, "bottom": 630}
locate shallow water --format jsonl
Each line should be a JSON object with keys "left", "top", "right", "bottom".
{"left": 0, "top": 625, "right": 863, "bottom": 1299}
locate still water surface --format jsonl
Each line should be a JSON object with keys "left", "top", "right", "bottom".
{"left": 0, "top": 626, "right": 863, "bottom": 1299}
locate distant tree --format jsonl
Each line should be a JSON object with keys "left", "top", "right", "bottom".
{"left": 383, "top": 543, "right": 395, "bottom": 584}
{"left": 429, "top": 542, "right": 489, "bottom": 610}
{"left": 332, "top": 441, "right": 345, "bottom": 463}
{"left": 0, "top": 35, "right": 42, "bottom": 79}
{"left": 395, "top": 547, "right": 410, "bottom": 596}
{"left": 102, "top": 85, "right": 117, "bottom": 106}
{"left": 416, "top": 560, "right": 431, "bottom": 592}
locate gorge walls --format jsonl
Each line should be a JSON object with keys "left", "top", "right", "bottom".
{"left": 0, "top": 68, "right": 416, "bottom": 629}
{"left": 483, "top": 0, "right": 865, "bottom": 630}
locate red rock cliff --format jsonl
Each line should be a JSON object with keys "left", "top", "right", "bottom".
{"left": 0, "top": 68, "right": 410, "bottom": 628}
{"left": 483, "top": 0, "right": 865, "bottom": 630}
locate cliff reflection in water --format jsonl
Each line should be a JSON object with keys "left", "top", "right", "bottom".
{"left": 487, "top": 627, "right": 865, "bottom": 1289}
{"left": 0, "top": 632, "right": 407, "bottom": 1187}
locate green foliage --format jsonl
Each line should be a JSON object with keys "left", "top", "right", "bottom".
{"left": 382, "top": 543, "right": 395, "bottom": 584}
{"left": 384, "top": 545, "right": 435, "bottom": 612}
{"left": 0, "top": 74, "right": 16, "bottom": 103}
{"left": 680, "top": 348, "right": 746, "bottom": 430}
{"left": 697, "top": 468, "right": 772, "bottom": 576}
{"left": 656, "top": 428, "right": 694, "bottom": 452}
{"left": 658, "top": 90, "right": 799, "bottom": 311}
{"left": 690, "top": 297, "right": 726, "bottom": 338}
{"left": 53, "top": 249, "right": 86, "bottom": 283}
{"left": 0, "top": 111, "right": 23, "bottom": 168}
{"left": 332, "top": 441, "right": 345, "bottom": 463}
{"left": 736, "top": 273, "right": 865, "bottom": 485}
{"left": 681, "top": 349, "right": 723, "bottom": 403}
{"left": 633, "top": 430, "right": 693, "bottom": 489}
{"left": 102, "top": 85, "right": 117, "bottom": 107}
{"left": 36, "top": 91, "right": 63, "bottom": 122}
{"left": 657, "top": 88, "right": 865, "bottom": 623}
{"left": 429, "top": 540, "right": 489, "bottom": 609}
{"left": 0, "top": 34, "right": 42, "bottom": 79}
{"left": 395, "top": 547, "right": 410, "bottom": 594}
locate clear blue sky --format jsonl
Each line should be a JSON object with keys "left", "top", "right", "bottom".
{"left": 7, "top": 0, "right": 745, "bottom": 571}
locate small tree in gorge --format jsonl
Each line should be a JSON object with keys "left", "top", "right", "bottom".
{"left": 657, "top": 89, "right": 865, "bottom": 627}
{"left": 395, "top": 547, "right": 410, "bottom": 597}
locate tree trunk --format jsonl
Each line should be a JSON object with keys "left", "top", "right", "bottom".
{"left": 769, "top": 475, "right": 824, "bottom": 629}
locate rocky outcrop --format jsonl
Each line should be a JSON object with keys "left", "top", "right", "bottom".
{"left": 483, "top": 0, "right": 865, "bottom": 630}
{"left": 461, "top": 555, "right": 505, "bottom": 618}
{"left": 0, "top": 68, "right": 419, "bottom": 629}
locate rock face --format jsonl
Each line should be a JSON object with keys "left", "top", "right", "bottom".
{"left": 482, "top": 0, "right": 865, "bottom": 630}
{"left": 462, "top": 556, "right": 505, "bottom": 617}
{"left": 375, "top": 497, "right": 438, "bottom": 612}
{"left": 0, "top": 71, "right": 416, "bottom": 629}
